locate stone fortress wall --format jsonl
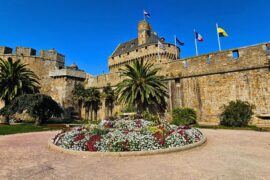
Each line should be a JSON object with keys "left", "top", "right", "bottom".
{"left": 0, "top": 19, "right": 270, "bottom": 128}
{"left": 0, "top": 46, "right": 86, "bottom": 110}
{"left": 86, "top": 42, "right": 270, "bottom": 127}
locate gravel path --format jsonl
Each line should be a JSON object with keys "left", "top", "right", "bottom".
{"left": 0, "top": 129, "right": 269, "bottom": 180}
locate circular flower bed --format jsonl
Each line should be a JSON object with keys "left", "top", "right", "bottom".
{"left": 52, "top": 119, "right": 204, "bottom": 152}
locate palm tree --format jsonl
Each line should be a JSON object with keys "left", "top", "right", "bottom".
{"left": 115, "top": 60, "right": 168, "bottom": 115}
{"left": 92, "top": 89, "right": 101, "bottom": 121}
{"left": 0, "top": 58, "right": 40, "bottom": 124}
{"left": 72, "top": 83, "right": 85, "bottom": 118}
{"left": 84, "top": 87, "right": 101, "bottom": 121}
{"left": 102, "top": 84, "right": 115, "bottom": 117}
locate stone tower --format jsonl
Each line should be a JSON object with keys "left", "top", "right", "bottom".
{"left": 138, "top": 20, "right": 151, "bottom": 45}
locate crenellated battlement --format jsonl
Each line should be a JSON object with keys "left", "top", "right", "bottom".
{"left": 86, "top": 42, "right": 270, "bottom": 88}
{"left": 0, "top": 46, "right": 65, "bottom": 67}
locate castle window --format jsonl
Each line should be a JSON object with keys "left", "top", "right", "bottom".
{"left": 136, "top": 49, "right": 138, "bottom": 52}
{"left": 155, "top": 44, "right": 158, "bottom": 47}
{"left": 232, "top": 50, "right": 239, "bottom": 59}
{"left": 145, "top": 46, "right": 148, "bottom": 49}
{"left": 119, "top": 55, "right": 121, "bottom": 58}
{"left": 127, "top": 52, "right": 129, "bottom": 55}
{"left": 266, "top": 45, "right": 269, "bottom": 56}
{"left": 112, "top": 57, "right": 114, "bottom": 60}
{"left": 175, "top": 78, "right": 180, "bottom": 84}
{"left": 207, "top": 56, "right": 211, "bottom": 64}
{"left": 168, "top": 44, "right": 171, "bottom": 47}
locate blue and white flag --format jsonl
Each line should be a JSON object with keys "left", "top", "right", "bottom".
{"left": 158, "top": 40, "right": 166, "bottom": 51}
{"left": 195, "top": 32, "right": 204, "bottom": 42}
{"left": 144, "top": 10, "right": 150, "bottom": 18}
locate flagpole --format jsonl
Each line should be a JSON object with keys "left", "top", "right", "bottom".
{"left": 143, "top": 10, "right": 145, "bottom": 21}
{"left": 194, "top": 29, "right": 198, "bottom": 56}
{"left": 174, "top": 35, "right": 178, "bottom": 60}
{"left": 216, "top": 23, "right": 221, "bottom": 51}
{"left": 158, "top": 43, "right": 160, "bottom": 61}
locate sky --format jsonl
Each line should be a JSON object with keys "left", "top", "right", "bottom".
{"left": 0, "top": 0, "right": 269, "bottom": 75}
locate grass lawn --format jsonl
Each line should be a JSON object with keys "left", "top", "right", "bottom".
{"left": 0, "top": 124, "right": 64, "bottom": 135}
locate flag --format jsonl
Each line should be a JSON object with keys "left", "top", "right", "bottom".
{"left": 176, "top": 37, "right": 184, "bottom": 46}
{"left": 218, "top": 27, "right": 228, "bottom": 37}
{"left": 158, "top": 40, "right": 166, "bottom": 50}
{"left": 195, "top": 32, "right": 203, "bottom": 42}
{"left": 144, "top": 10, "right": 150, "bottom": 18}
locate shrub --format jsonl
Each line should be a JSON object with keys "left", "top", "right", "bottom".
{"left": 220, "top": 100, "right": 255, "bottom": 127}
{"left": 142, "top": 111, "right": 160, "bottom": 124}
{"left": 0, "top": 94, "right": 63, "bottom": 125}
{"left": 172, "top": 108, "right": 197, "bottom": 126}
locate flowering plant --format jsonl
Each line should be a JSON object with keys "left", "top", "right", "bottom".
{"left": 53, "top": 119, "right": 203, "bottom": 152}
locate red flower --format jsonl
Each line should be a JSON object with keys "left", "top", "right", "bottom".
{"left": 86, "top": 135, "right": 102, "bottom": 151}
{"left": 165, "top": 130, "right": 175, "bottom": 137}
{"left": 74, "top": 134, "right": 85, "bottom": 142}
{"left": 135, "top": 120, "right": 142, "bottom": 128}
{"left": 153, "top": 132, "right": 165, "bottom": 145}
{"left": 178, "top": 129, "right": 186, "bottom": 136}
{"left": 104, "top": 122, "right": 113, "bottom": 128}
{"left": 122, "top": 140, "right": 129, "bottom": 151}
{"left": 123, "top": 129, "right": 129, "bottom": 135}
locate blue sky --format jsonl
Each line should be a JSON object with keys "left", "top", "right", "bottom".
{"left": 0, "top": 0, "right": 269, "bottom": 75}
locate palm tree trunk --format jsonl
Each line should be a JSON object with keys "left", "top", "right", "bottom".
{"left": 78, "top": 101, "right": 82, "bottom": 119}
{"left": 109, "top": 106, "right": 113, "bottom": 117}
{"left": 95, "top": 110, "right": 98, "bottom": 121}
{"left": 105, "top": 106, "right": 107, "bottom": 117}
{"left": 3, "top": 115, "right": 10, "bottom": 125}
{"left": 3, "top": 99, "right": 10, "bottom": 125}
{"left": 35, "top": 116, "right": 42, "bottom": 126}
{"left": 90, "top": 106, "right": 93, "bottom": 121}
{"left": 85, "top": 106, "right": 89, "bottom": 120}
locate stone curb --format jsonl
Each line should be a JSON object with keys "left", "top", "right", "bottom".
{"left": 48, "top": 135, "right": 207, "bottom": 157}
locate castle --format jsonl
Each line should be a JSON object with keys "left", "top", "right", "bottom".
{"left": 1, "top": 20, "right": 270, "bottom": 128}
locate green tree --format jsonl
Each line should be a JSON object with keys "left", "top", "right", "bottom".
{"left": 102, "top": 84, "right": 115, "bottom": 117}
{"left": 72, "top": 83, "right": 85, "bottom": 118}
{"left": 0, "top": 58, "right": 40, "bottom": 124}
{"left": 84, "top": 87, "right": 101, "bottom": 121}
{"left": 0, "top": 94, "right": 63, "bottom": 126}
{"left": 115, "top": 60, "right": 168, "bottom": 114}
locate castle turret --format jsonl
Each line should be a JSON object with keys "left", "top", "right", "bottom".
{"left": 40, "top": 49, "right": 65, "bottom": 68}
{"left": 138, "top": 20, "right": 151, "bottom": 45}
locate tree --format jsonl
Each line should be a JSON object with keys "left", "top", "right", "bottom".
{"left": 115, "top": 60, "right": 168, "bottom": 114}
{"left": 102, "top": 84, "right": 115, "bottom": 117}
{"left": 84, "top": 87, "right": 101, "bottom": 121}
{"left": 0, "top": 58, "right": 40, "bottom": 124}
{"left": 0, "top": 94, "right": 63, "bottom": 126}
{"left": 72, "top": 83, "right": 85, "bottom": 118}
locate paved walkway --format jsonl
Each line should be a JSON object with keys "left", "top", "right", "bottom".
{"left": 0, "top": 129, "right": 270, "bottom": 180}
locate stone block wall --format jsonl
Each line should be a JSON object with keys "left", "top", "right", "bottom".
{"left": 108, "top": 43, "right": 179, "bottom": 72}
{"left": 87, "top": 43, "right": 270, "bottom": 124}
{"left": 0, "top": 47, "right": 85, "bottom": 110}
